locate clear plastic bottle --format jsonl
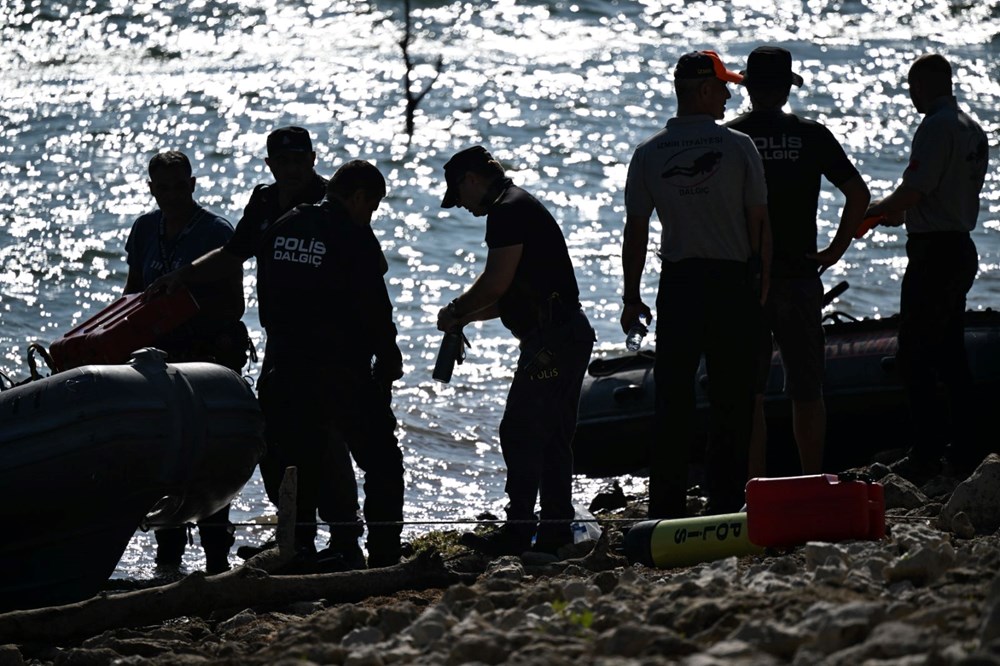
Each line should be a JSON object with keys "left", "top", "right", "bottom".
{"left": 625, "top": 315, "right": 648, "bottom": 352}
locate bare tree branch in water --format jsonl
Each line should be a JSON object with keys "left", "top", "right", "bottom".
{"left": 400, "top": 0, "right": 443, "bottom": 139}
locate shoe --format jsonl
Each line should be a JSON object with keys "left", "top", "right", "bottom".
{"left": 366, "top": 542, "right": 403, "bottom": 569}
{"left": 316, "top": 543, "right": 366, "bottom": 572}
{"left": 532, "top": 525, "right": 574, "bottom": 557}
{"left": 367, "top": 553, "right": 402, "bottom": 569}
{"left": 888, "top": 452, "right": 942, "bottom": 485}
{"left": 460, "top": 524, "right": 532, "bottom": 557}
{"left": 236, "top": 539, "right": 277, "bottom": 560}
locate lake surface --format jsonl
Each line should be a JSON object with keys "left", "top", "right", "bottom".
{"left": 1, "top": 0, "right": 998, "bottom": 576}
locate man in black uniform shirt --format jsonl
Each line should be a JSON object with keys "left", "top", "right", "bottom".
{"left": 232, "top": 126, "right": 343, "bottom": 506}
{"left": 727, "top": 46, "right": 870, "bottom": 477}
{"left": 153, "top": 160, "right": 405, "bottom": 569}
{"left": 436, "top": 146, "right": 595, "bottom": 557}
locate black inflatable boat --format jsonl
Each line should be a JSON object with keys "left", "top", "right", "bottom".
{"left": 0, "top": 349, "right": 265, "bottom": 611}
{"left": 572, "top": 286, "right": 1000, "bottom": 478}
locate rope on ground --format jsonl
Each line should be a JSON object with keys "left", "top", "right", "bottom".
{"left": 146, "top": 514, "right": 933, "bottom": 531}
{"left": 148, "top": 517, "right": 645, "bottom": 531}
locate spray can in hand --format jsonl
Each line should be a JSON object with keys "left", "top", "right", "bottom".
{"left": 433, "top": 329, "right": 466, "bottom": 383}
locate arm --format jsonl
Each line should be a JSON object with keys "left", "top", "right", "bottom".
{"left": 620, "top": 213, "right": 654, "bottom": 334}
{"left": 437, "top": 244, "right": 522, "bottom": 332}
{"left": 147, "top": 247, "right": 245, "bottom": 294}
{"left": 868, "top": 120, "right": 940, "bottom": 226}
{"left": 866, "top": 184, "right": 923, "bottom": 226}
{"left": 370, "top": 279, "right": 404, "bottom": 386}
{"left": 746, "top": 203, "right": 771, "bottom": 305}
{"left": 810, "top": 174, "right": 871, "bottom": 270}
{"left": 124, "top": 266, "right": 144, "bottom": 295}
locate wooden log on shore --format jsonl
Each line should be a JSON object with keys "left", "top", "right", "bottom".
{"left": 0, "top": 466, "right": 466, "bottom": 645}
{"left": 0, "top": 548, "right": 465, "bottom": 645}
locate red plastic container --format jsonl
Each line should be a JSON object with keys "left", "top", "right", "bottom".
{"left": 49, "top": 288, "right": 199, "bottom": 372}
{"left": 745, "top": 474, "right": 885, "bottom": 548}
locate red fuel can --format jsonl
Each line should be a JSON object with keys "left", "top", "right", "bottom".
{"left": 49, "top": 288, "right": 199, "bottom": 372}
{"left": 746, "top": 474, "right": 885, "bottom": 548}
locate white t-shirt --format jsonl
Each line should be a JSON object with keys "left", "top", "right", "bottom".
{"left": 625, "top": 114, "right": 768, "bottom": 262}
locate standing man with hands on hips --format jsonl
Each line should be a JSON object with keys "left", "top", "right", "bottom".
{"left": 727, "top": 46, "right": 870, "bottom": 478}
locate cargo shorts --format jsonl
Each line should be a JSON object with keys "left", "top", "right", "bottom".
{"left": 756, "top": 276, "right": 825, "bottom": 401}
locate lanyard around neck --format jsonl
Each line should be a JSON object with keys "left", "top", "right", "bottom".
{"left": 157, "top": 207, "right": 203, "bottom": 272}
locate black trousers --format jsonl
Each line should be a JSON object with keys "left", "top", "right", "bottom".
{"left": 651, "top": 259, "right": 758, "bottom": 518}
{"left": 899, "top": 232, "right": 978, "bottom": 464}
{"left": 154, "top": 505, "right": 234, "bottom": 569}
{"left": 257, "top": 357, "right": 404, "bottom": 559}
{"left": 499, "top": 310, "right": 595, "bottom": 545}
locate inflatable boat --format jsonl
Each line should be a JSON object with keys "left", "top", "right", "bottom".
{"left": 573, "top": 290, "right": 1000, "bottom": 478}
{"left": 0, "top": 348, "right": 265, "bottom": 611}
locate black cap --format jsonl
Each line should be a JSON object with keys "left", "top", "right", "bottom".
{"left": 741, "top": 46, "right": 804, "bottom": 89}
{"left": 674, "top": 50, "right": 743, "bottom": 83}
{"left": 441, "top": 145, "right": 496, "bottom": 208}
{"left": 266, "top": 126, "right": 313, "bottom": 157}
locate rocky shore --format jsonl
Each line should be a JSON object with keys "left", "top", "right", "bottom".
{"left": 3, "top": 455, "right": 1000, "bottom": 666}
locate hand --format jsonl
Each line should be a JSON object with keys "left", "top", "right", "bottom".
{"left": 881, "top": 210, "right": 905, "bottom": 227}
{"left": 437, "top": 302, "right": 460, "bottom": 332}
{"left": 620, "top": 301, "right": 653, "bottom": 335}
{"left": 373, "top": 345, "right": 404, "bottom": 386}
{"left": 146, "top": 267, "right": 188, "bottom": 299}
{"left": 806, "top": 244, "right": 847, "bottom": 275}
{"left": 865, "top": 201, "right": 903, "bottom": 228}
{"left": 864, "top": 200, "right": 881, "bottom": 219}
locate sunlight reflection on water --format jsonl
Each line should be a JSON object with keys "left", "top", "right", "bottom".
{"left": 1, "top": 0, "right": 998, "bottom": 576}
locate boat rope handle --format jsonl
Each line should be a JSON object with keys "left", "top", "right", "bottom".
{"left": 26, "top": 342, "right": 56, "bottom": 381}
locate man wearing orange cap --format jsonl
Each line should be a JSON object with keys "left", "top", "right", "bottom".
{"left": 621, "top": 50, "right": 771, "bottom": 518}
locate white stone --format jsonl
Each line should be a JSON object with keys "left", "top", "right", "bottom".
{"left": 941, "top": 454, "right": 1000, "bottom": 535}
{"left": 341, "top": 626, "right": 385, "bottom": 647}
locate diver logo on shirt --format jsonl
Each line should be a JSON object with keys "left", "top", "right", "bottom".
{"left": 272, "top": 236, "right": 326, "bottom": 267}
{"left": 661, "top": 149, "right": 722, "bottom": 195}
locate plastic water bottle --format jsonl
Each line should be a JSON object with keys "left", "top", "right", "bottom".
{"left": 625, "top": 315, "right": 648, "bottom": 352}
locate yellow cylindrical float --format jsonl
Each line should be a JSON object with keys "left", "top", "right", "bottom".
{"left": 624, "top": 513, "right": 764, "bottom": 568}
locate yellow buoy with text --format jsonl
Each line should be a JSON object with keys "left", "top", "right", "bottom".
{"left": 624, "top": 513, "right": 764, "bottom": 568}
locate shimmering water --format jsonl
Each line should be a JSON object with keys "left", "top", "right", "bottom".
{"left": 2, "top": 0, "right": 998, "bottom": 576}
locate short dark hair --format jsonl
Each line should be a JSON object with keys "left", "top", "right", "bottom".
{"left": 909, "top": 53, "right": 952, "bottom": 95}
{"left": 328, "top": 160, "right": 387, "bottom": 200}
{"left": 748, "top": 87, "right": 790, "bottom": 109}
{"left": 148, "top": 151, "right": 192, "bottom": 178}
{"left": 675, "top": 77, "right": 710, "bottom": 103}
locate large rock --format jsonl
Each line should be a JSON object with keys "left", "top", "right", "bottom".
{"left": 939, "top": 454, "right": 1000, "bottom": 535}
{"left": 880, "top": 474, "right": 929, "bottom": 510}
